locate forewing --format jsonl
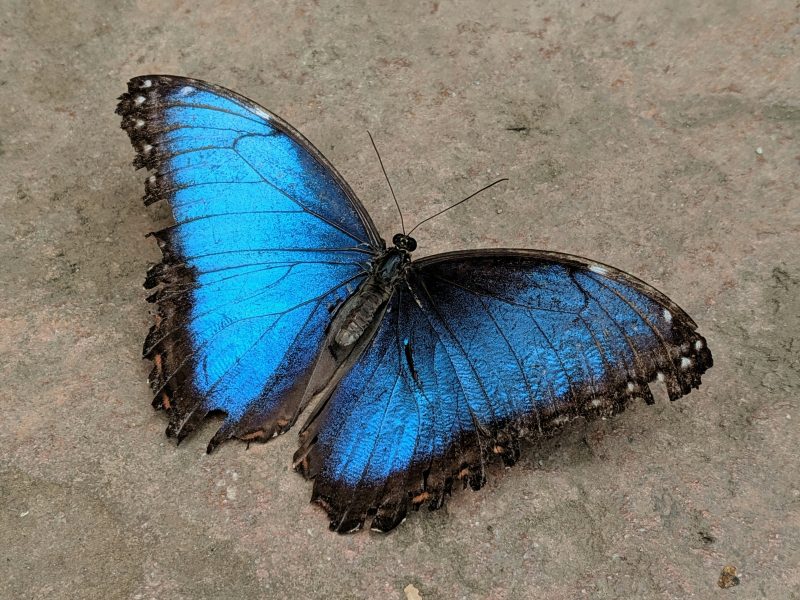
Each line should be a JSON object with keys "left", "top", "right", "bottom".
{"left": 117, "top": 75, "right": 381, "bottom": 449}
{"left": 295, "top": 250, "right": 712, "bottom": 532}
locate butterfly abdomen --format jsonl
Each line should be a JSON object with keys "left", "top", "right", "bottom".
{"left": 335, "top": 282, "right": 392, "bottom": 347}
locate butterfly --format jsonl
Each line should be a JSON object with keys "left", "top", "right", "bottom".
{"left": 117, "top": 75, "right": 713, "bottom": 533}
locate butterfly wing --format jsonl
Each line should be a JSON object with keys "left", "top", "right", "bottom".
{"left": 117, "top": 75, "right": 383, "bottom": 450}
{"left": 294, "top": 249, "right": 712, "bottom": 532}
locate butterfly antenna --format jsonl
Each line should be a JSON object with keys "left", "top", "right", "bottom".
{"left": 407, "top": 177, "right": 509, "bottom": 235}
{"left": 368, "top": 131, "right": 405, "bottom": 235}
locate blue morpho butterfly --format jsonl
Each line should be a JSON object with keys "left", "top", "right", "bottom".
{"left": 117, "top": 75, "right": 712, "bottom": 533}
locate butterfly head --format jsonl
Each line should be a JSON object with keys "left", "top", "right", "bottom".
{"left": 392, "top": 233, "right": 417, "bottom": 252}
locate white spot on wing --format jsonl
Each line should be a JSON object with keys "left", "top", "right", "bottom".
{"left": 656, "top": 372, "right": 665, "bottom": 382}
{"left": 695, "top": 339, "right": 704, "bottom": 350}
{"left": 142, "top": 144, "right": 152, "bottom": 153}
{"left": 178, "top": 86, "right": 194, "bottom": 96}
{"left": 134, "top": 95, "right": 145, "bottom": 105}
{"left": 627, "top": 382, "right": 636, "bottom": 392}
{"left": 140, "top": 79, "right": 152, "bottom": 88}
{"left": 134, "top": 119, "right": 145, "bottom": 128}
{"left": 663, "top": 308, "right": 673, "bottom": 322}
{"left": 590, "top": 398, "right": 603, "bottom": 407}
{"left": 589, "top": 265, "right": 608, "bottom": 276}
{"left": 251, "top": 106, "right": 272, "bottom": 121}
{"left": 148, "top": 175, "right": 156, "bottom": 183}
{"left": 680, "top": 357, "right": 692, "bottom": 369}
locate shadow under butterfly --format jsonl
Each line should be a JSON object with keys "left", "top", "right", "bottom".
{"left": 117, "top": 76, "right": 713, "bottom": 534}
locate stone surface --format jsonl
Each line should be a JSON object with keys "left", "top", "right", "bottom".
{"left": 1, "top": 1, "right": 798, "bottom": 598}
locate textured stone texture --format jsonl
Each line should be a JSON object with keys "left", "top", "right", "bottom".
{"left": 1, "top": 1, "right": 798, "bottom": 598}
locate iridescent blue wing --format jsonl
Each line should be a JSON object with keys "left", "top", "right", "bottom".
{"left": 117, "top": 75, "right": 383, "bottom": 450}
{"left": 294, "top": 250, "right": 712, "bottom": 532}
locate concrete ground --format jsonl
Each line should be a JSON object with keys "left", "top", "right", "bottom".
{"left": 1, "top": 1, "right": 798, "bottom": 598}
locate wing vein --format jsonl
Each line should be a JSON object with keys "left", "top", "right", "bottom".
{"left": 425, "top": 273, "right": 580, "bottom": 315}
{"left": 474, "top": 293, "right": 542, "bottom": 427}
{"left": 523, "top": 307, "right": 580, "bottom": 411}
{"left": 161, "top": 101, "right": 270, "bottom": 126}
{"left": 573, "top": 281, "right": 645, "bottom": 376}
{"left": 147, "top": 271, "right": 363, "bottom": 370}
{"left": 413, "top": 276, "right": 498, "bottom": 428}
{"left": 231, "top": 136, "right": 370, "bottom": 245}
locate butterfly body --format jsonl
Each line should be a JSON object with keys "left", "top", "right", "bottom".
{"left": 333, "top": 246, "right": 411, "bottom": 349}
{"left": 117, "top": 75, "right": 712, "bottom": 533}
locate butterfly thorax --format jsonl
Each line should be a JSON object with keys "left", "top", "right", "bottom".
{"left": 334, "top": 247, "right": 410, "bottom": 348}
